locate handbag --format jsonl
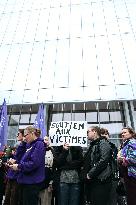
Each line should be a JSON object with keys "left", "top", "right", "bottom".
{"left": 97, "top": 163, "right": 112, "bottom": 181}
{"left": 117, "top": 196, "right": 127, "bottom": 205}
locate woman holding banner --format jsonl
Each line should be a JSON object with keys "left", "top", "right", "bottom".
{"left": 53, "top": 142, "right": 83, "bottom": 205}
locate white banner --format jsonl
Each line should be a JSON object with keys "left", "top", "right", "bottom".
{"left": 49, "top": 121, "right": 87, "bottom": 147}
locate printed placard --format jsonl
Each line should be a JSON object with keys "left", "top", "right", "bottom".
{"left": 49, "top": 121, "right": 87, "bottom": 147}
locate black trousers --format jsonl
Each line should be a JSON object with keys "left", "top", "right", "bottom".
{"left": 0, "top": 192, "right": 3, "bottom": 205}
{"left": 84, "top": 180, "right": 112, "bottom": 205}
{"left": 20, "top": 183, "right": 42, "bottom": 205}
{"left": 4, "top": 179, "right": 19, "bottom": 205}
{"left": 125, "top": 176, "right": 136, "bottom": 205}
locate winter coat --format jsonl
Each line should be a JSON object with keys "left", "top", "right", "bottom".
{"left": 81, "top": 137, "right": 112, "bottom": 182}
{"left": 17, "top": 138, "right": 45, "bottom": 184}
{"left": 122, "top": 138, "right": 136, "bottom": 179}
{"left": 7, "top": 141, "right": 26, "bottom": 180}
{"left": 52, "top": 145, "right": 83, "bottom": 185}
{"left": 54, "top": 145, "right": 83, "bottom": 171}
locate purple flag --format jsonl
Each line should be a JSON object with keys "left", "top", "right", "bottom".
{"left": 33, "top": 104, "right": 46, "bottom": 139}
{"left": 0, "top": 99, "right": 8, "bottom": 151}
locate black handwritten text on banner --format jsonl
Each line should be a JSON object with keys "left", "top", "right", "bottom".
{"left": 49, "top": 121, "right": 87, "bottom": 147}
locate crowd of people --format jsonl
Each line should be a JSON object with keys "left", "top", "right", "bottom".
{"left": 0, "top": 125, "right": 136, "bottom": 205}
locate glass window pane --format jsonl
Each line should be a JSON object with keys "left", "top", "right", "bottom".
{"left": 57, "top": 7, "right": 70, "bottom": 39}
{"left": 40, "top": 41, "right": 57, "bottom": 89}
{"left": 12, "top": 43, "right": 33, "bottom": 90}
{"left": 14, "top": 11, "right": 30, "bottom": 43}
{"left": 102, "top": 123, "right": 123, "bottom": 135}
{"left": 81, "top": 4, "right": 94, "bottom": 37}
{"left": 0, "top": 45, "right": 10, "bottom": 78}
{"left": 54, "top": 40, "right": 69, "bottom": 88}
{"left": 3, "top": 13, "right": 19, "bottom": 44}
{"left": 1, "top": 45, "right": 21, "bottom": 90}
{"left": 23, "top": 10, "right": 39, "bottom": 42}
{"left": 25, "top": 42, "right": 44, "bottom": 89}
{"left": 99, "top": 85, "right": 117, "bottom": 100}
{"left": 92, "top": 2, "right": 106, "bottom": 36}
{"left": 46, "top": 8, "right": 59, "bottom": 40}
{"left": 9, "top": 90, "right": 24, "bottom": 105}
{"left": 38, "top": 88, "right": 53, "bottom": 103}
{"left": 110, "top": 111, "right": 122, "bottom": 121}
{"left": 114, "top": 1, "right": 129, "bottom": 19}
{"left": 86, "top": 112, "right": 97, "bottom": 122}
{"left": 63, "top": 113, "right": 72, "bottom": 121}
{"left": 69, "top": 38, "right": 83, "bottom": 87}
{"left": 52, "top": 113, "right": 63, "bottom": 122}
{"left": 0, "top": 14, "right": 10, "bottom": 39}
{"left": 7, "top": 125, "right": 18, "bottom": 143}
{"left": 95, "top": 36, "right": 115, "bottom": 85}
{"left": 109, "top": 35, "right": 131, "bottom": 84}
{"left": 70, "top": 5, "right": 82, "bottom": 37}
{"left": 20, "top": 114, "right": 30, "bottom": 123}
{"left": 30, "top": 114, "right": 37, "bottom": 123}
{"left": 122, "top": 34, "right": 136, "bottom": 84}
{"left": 83, "top": 87, "right": 100, "bottom": 101}
{"left": 9, "top": 115, "right": 20, "bottom": 125}
{"left": 74, "top": 113, "right": 85, "bottom": 121}
{"left": 99, "top": 112, "right": 109, "bottom": 122}
{"left": 116, "top": 84, "right": 134, "bottom": 99}
{"left": 83, "top": 37, "right": 99, "bottom": 87}
{"left": 35, "top": 9, "right": 50, "bottom": 41}
{"left": 23, "top": 89, "right": 39, "bottom": 104}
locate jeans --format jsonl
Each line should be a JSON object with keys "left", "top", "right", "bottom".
{"left": 60, "top": 183, "right": 80, "bottom": 205}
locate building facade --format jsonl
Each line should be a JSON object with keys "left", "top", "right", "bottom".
{"left": 0, "top": 0, "right": 136, "bottom": 146}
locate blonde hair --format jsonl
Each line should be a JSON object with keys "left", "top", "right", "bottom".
{"left": 25, "top": 126, "right": 41, "bottom": 137}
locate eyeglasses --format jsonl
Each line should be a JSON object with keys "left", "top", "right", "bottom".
{"left": 24, "top": 133, "right": 29, "bottom": 137}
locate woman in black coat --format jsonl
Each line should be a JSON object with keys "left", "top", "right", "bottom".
{"left": 81, "top": 126, "right": 112, "bottom": 205}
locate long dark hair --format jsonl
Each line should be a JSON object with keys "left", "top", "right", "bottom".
{"left": 18, "top": 129, "right": 24, "bottom": 136}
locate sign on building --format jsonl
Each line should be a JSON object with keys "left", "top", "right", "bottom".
{"left": 49, "top": 121, "right": 87, "bottom": 147}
